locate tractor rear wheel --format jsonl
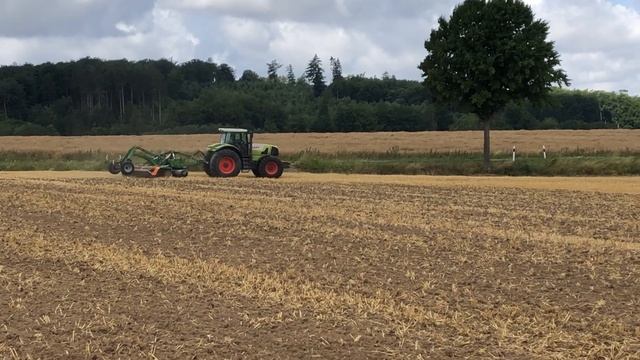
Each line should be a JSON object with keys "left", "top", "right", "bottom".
{"left": 251, "top": 169, "right": 262, "bottom": 177}
{"left": 209, "top": 149, "right": 241, "bottom": 177}
{"left": 121, "top": 160, "right": 135, "bottom": 176}
{"left": 258, "top": 156, "right": 284, "bottom": 178}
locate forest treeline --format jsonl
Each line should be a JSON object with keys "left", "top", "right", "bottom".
{"left": 0, "top": 57, "right": 639, "bottom": 135}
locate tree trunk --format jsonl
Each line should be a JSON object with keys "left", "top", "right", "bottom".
{"left": 158, "top": 90, "right": 162, "bottom": 126}
{"left": 483, "top": 119, "right": 491, "bottom": 171}
{"left": 3, "top": 98, "right": 7, "bottom": 120}
{"left": 120, "top": 86, "right": 125, "bottom": 122}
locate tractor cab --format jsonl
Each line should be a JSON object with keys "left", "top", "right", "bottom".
{"left": 219, "top": 128, "right": 252, "bottom": 158}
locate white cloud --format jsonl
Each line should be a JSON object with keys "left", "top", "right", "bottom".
{"left": 160, "top": 0, "right": 270, "bottom": 15}
{"left": 0, "top": 0, "right": 155, "bottom": 37}
{"left": 221, "top": 17, "right": 272, "bottom": 50}
{"left": 525, "top": 0, "right": 640, "bottom": 92}
{"left": 0, "top": 7, "right": 199, "bottom": 64}
{"left": 115, "top": 22, "right": 137, "bottom": 34}
{"left": 263, "top": 21, "right": 420, "bottom": 78}
{"left": 0, "top": 0, "right": 638, "bottom": 93}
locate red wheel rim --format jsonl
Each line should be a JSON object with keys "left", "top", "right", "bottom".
{"left": 218, "top": 156, "right": 236, "bottom": 175}
{"left": 264, "top": 161, "right": 278, "bottom": 176}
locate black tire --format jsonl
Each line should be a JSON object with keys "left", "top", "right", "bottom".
{"left": 107, "top": 161, "right": 121, "bottom": 174}
{"left": 258, "top": 156, "right": 284, "bottom": 178}
{"left": 121, "top": 160, "right": 135, "bottom": 176}
{"left": 172, "top": 169, "right": 189, "bottom": 178}
{"left": 209, "top": 149, "right": 241, "bottom": 177}
{"left": 251, "top": 168, "right": 262, "bottom": 178}
{"left": 203, "top": 153, "right": 213, "bottom": 176}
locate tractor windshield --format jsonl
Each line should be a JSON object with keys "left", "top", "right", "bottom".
{"left": 220, "top": 132, "right": 247, "bottom": 146}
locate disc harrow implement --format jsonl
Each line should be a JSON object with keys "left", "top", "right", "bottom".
{"left": 107, "top": 146, "right": 204, "bottom": 178}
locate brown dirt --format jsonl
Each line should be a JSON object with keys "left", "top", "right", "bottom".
{"left": 1, "top": 129, "right": 639, "bottom": 155}
{"left": 1, "top": 172, "right": 639, "bottom": 358}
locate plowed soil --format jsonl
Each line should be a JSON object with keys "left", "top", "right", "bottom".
{"left": 1, "top": 172, "right": 639, "bottom": 358}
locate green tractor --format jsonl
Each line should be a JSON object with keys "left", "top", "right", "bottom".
{"left": 204, "top": 128, "right": 288, "bottom": 178}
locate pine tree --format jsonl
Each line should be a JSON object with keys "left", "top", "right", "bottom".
{"left": 286, "top": 65, "right": 296, "bottom": 84}
{"left": 305, "top": 54, "right": 326, "bottom": 97}
{"left": 330, "top": 57, "right": 343, "bottom": 82}
{"left": 267, "top": 60, "right": 282, "bottom": 81}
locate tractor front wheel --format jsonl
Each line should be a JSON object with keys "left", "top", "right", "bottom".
{"left": 209, "top": 149, "right": 241, "bottom": 177}
{"left": 121, "top": 160, "right": 135, "bottom": 176}
{"left": 258, "top": 156, "right": 284, "bottom": 178}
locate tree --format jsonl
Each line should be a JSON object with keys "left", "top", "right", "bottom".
{"left": 267, "top": 60, "right": 283, "bottom": 81}
{"left": 330, "top": 57, "right": 343, "bottom": 82}
{"left": 286, "top": 65, "right": 296, "bottom": 84}
{"left": 305, "top": 54, "right": 326, "bottom": 97}
{"left": 214, "top": 64, "right": 236, "bottom": 83}
{"left": 0, "top": 78, "right": 24, "bottom": 120}
{"left": 239, "top": 70, "right": 260, "bottom": 82}
{"left": 312, "top": 91, "right": 335, "bottom": 132}
{"left": 419, "top": 0, "right": 568, "bottom": 170}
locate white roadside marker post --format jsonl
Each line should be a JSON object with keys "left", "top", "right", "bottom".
{"left": 512, "top": 146, "right": 516, "bottom": 162}
{"left": 543, "top": 145, "right": 547, "bottom": 159}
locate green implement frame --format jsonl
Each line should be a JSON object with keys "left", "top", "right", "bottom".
{"left": 108, "top": 146, "right": 204, "bottom": 178}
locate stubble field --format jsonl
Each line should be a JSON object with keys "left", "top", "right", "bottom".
{"left": 1, "top": 171, "right": 639, "bottom": 358}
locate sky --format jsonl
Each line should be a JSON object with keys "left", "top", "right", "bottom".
{"left": 0, "top": 0, "right": 639, "bottom": 93}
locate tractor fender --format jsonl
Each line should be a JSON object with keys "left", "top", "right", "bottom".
{"left": 206, "top": 144, "right": 242, "bottom": 161}
{"left": 205, "top": 144, "right": 241, "bottom": 158}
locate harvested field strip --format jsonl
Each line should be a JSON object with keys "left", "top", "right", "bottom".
{"left": 0, "top": 241, "right": 380, "bottom": 358}
{"left": 4, "top": 171, "right": 640, "bottom": 195}
{"left": 4, "top": 228, "right": 638, "bottom": 358}
{"left": 4, "top": 177, "right": 639, "bottom": 243}
{"left": 3, "top": 178, "right": 640, "bottom": 287}
{"left": 3, "top": 229, "right": 451, "bottom": 328}
{"left": 8, "top": 181, "right": 640, "bottom": 254}
{"left": 2, "top": 130, "right": 640, "bottom": 154}
{"left": 2, "top": 172, "right": 639, "bottom": 358}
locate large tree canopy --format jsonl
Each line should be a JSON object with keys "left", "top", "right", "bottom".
{"left": 419, "top": 0, "right": 568, "bottom": 168}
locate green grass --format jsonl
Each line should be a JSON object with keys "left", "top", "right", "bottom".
{"left": 0, "top": 151, "right": 108, "bottom": 171}
{"left": 289, "top": 149, "right": 640, "bottom": 176}
{"left": 1, "top": 150, "right": 639, "bottom": 176}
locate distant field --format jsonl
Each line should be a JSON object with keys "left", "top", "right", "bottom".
{"left": 1, "top": 129, "right": 639, "bottom": 155}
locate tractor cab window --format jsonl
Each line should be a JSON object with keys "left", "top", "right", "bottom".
{"left": 220, "top": 132, "right": 247, "bottom": 146}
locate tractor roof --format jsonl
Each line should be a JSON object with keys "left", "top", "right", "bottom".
{"left": 218, "top": 128, "right": 249, "bottom": 133}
